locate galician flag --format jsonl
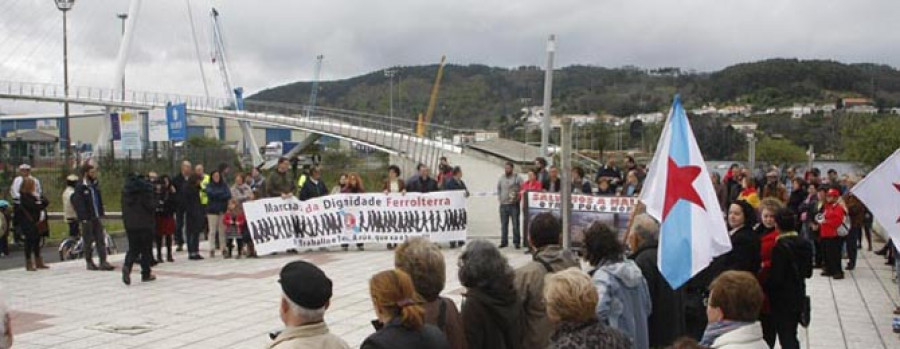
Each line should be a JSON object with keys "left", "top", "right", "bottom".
{"left": 640, "top": 95, "right": 731, "bottom": 289}
{"left": 850, "top": 149, "right": 900, "bottom": 245}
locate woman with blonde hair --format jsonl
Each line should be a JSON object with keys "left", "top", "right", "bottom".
{"left": 544, "top": 268, "right": 631, "bottom": 349}
{"left": 362, "top": 269, "right": 450, "bottom": 349}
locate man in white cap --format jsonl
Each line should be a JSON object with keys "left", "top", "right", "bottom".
{"left": 9, "top": 164, "right": 42, "bottom": 246}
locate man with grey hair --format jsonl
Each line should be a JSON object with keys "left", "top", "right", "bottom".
{"left": 627, "top": 214, "right": 685, "bottom": 347}
{"left": 171, "top": 160, "right": 193, "bottom": 251}
{"left": 269, "top": 260, "right": 349, "bottom": 349}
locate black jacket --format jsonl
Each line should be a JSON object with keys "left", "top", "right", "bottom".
{"left": 407, "top": 176, "right": 439, "bottom": 193}
{"left": 171, "top": 173, "right": 191, "bottom": 212}
{"left": 541, "top": 178, "right": 562, "bottom": 193}
{"left": 17, "top": 194, "right": 48, "bottom": 235}
{"left": 443, "top": 178, "right": 469, "bottom": 196}
{"left": 765, "top": 234, "right": 813, "bottom": 314}
{"left": 787, "top": 189, "right": 806, "bottom": 217}
{"left": 183, "top": 182, "right": 205, "bottom": 235}
{"left": 720, "top": 225, "right": 761, "bottom": 275}
{"left": 630, "top": 244, "right": 685, "bottom": 347}
{"left": 155, "top": 183, "right": 175, "bottom": 216}
{"left": 298, "top": 178, "right": 328, "bottom": 201}
{"left": 461, "top": 288, "right": 523, "bottom": 349}
{"left": 361, "top": 320, "right": 450, "bottom": 349}
{"left": 72, "top": 180, "right": 104, "bottom": 221}
{"left": 122, "top": 175, "right": 157, "bottom": 232}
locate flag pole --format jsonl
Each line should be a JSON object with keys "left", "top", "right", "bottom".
{"left": 560, "top": 117, "right": 572, "bottom": 250}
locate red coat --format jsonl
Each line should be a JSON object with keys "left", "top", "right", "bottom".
{"left": 223, "top": 211, "right": 246, "bottom": 233}
{"left": 519, "top": 179, "right": 543, "bottom": 200}
{"left": 819, "top": 202, "right": 845, "bottom": 239}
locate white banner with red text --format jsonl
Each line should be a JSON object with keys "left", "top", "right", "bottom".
{"left": 244, "top": 191, "right": 467, "bottom": 254}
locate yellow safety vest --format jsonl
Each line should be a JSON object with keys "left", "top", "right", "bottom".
{"left": 200, "top": 174, "right": 210, "bottom": 205}
{"left": 296, "top": 174, "right": 307, "bottom": 190}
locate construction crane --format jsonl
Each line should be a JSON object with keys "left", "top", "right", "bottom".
{"left": 306, "top": 55, "right": 324, "bottom": 118}
{"left": 417, "top": 56, "right": 447, "bottom": 137}
{"left": 210, "top": 7, "right": 264, "bottom": 166}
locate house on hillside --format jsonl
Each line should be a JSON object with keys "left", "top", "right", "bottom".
{"left": 837, "top": 98, "right": 878, "bottom": 114}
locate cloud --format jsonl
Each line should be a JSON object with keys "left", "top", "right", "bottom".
{"left": 0, "top": 0, "right": 898, "bottom": 114}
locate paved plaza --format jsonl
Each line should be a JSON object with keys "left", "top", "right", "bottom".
{"left": 1, "top": 240, "right": 898, "bottom": 349}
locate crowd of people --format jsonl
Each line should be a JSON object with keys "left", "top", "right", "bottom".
{"left": 2, "top": 152, "right": 898, "bottom": 348}
{"left": 1, "top": 155, "right": 470, "bottom": 282}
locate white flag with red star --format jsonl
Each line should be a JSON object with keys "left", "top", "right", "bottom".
{"left": 850, "top": 149, "right": 900, "bottom": 244}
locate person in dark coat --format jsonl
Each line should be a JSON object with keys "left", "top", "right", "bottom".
{"left": 786, "top": 178, "right": 806, "bottom": 221}
{"left": 362, "top": 269, "right": 451, "bottom": 349}
{"left": 627, "top": 214, "right": 686, "bottom": 347}
{"left": 763, "top": 208, "right": 813, "bottom": 349}
{"left": 458, "top": 240, "right": 523, "bottom": 349}
{"left": 121, "top": 173, "right": 158, "bottom": 285}
{"left": 722, "top": 200, "right": 762, "bottom": 274}
{"left": 71, "top": 164, "right": 113, "bottom": 271}
{"left": 406, "top": 164, "right": 439, "bottom": 193}
{"left": 442, "top": 167, "right": 468, "bottom": 249}
{"left": 299, "top": 167, "right": 329, "bottom": 201}
{"left": 204, "top": 171, "right": 232, "bottom": 258}
{"left": 17, "top": 178, "right": 48, "bottom": 271}
{"left": 184, "top": 175, "right": 206, "bottom": 260}
{"left": 170, "top": 161, "right": 193, "bottom": 251}
{"left": 154, "top": 175, "right": 176, "bottom": 262}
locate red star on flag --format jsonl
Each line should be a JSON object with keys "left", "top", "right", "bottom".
{"left": 663, "top": 157, "right": 706, "bottom": 220}
{"left": 895, "top": 182, "right": 900, "bottom": 223}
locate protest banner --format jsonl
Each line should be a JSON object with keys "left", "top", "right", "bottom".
{"left": 244, "top": 191, "right": 467, "bottom": 255}
{"left": 524, "top": 191, "right": 638, "bottom": 245}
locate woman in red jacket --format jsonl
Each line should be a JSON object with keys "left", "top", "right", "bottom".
{"left": 816, "top": 188, "right": 846, "bottom": 280}
{"left": 756, "top": 198, "right": 784, "bottom": 346}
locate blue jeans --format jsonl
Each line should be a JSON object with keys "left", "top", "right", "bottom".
{"left": 499, "top": 203, "right": 520, "bottom": 246}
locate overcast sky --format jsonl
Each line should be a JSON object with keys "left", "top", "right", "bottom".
{"left": 1, "top": 0, "right": 898, "bottom": 113}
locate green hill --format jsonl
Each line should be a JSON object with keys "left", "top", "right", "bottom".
{"left": 248, "top": 58, "right": 900, "bottom": 130}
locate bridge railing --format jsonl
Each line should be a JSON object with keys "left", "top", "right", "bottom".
{"left": 0, "top": 80, "right": 463, "bottom": 170}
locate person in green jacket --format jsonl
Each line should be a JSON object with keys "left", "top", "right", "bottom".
{"left": 266, "top": 158, "right": 296, "bottom": 199}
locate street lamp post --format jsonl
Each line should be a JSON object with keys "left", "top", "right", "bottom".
{"left": 384, "top": 68, "right": 397, "bottom": 131}
{"left": 55, "top": 0, "right": 75, "bottom": 169}
{"left": 118, "top": 13, "right": 127, "bottom": 101}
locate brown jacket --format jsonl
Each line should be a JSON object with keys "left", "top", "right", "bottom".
{"left": 383, "top": 178, "right": 406, "bottom": 193}
{"left": 424, "top": 297, "right": 467, "bottom": 349}
{"left": 513, "top": 245, "right": 580, "bottom": 349}
{"left": 761, "top": 183, "right": 788, "bottom": 203}
{"left": 844, "top": 195, "right": 866, "bottom": 228}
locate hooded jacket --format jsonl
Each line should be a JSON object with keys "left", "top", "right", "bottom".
{"left": 121, "top": 174, "right": 157, "bottom": 231}
{"left": 765, "top": 233, "right": 813, "bottom": 315}
{"left": 590, "top": 259, "right": 652, "bottom": 349}
{"left": 630, "top": 243, "right": 686, "bottom": 347}
{"left": 710, "top": 322, "right": 769, "bottom": 349}
{"left": 513, "top": 245, "right": 580, "bottom": 349}
{"left": 461, "top": 287, "right": 523, "bottom": 349}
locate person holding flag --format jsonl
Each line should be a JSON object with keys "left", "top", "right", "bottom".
{"left": 639, "top": 95, "right": 732, "bottom": 292}
{"left": 849, "top": 148, "right": 900, "bottom": 317}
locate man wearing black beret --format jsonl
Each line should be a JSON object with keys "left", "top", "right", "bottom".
{"left": 268, "top": 261, "right": 350, "bottom": 349}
